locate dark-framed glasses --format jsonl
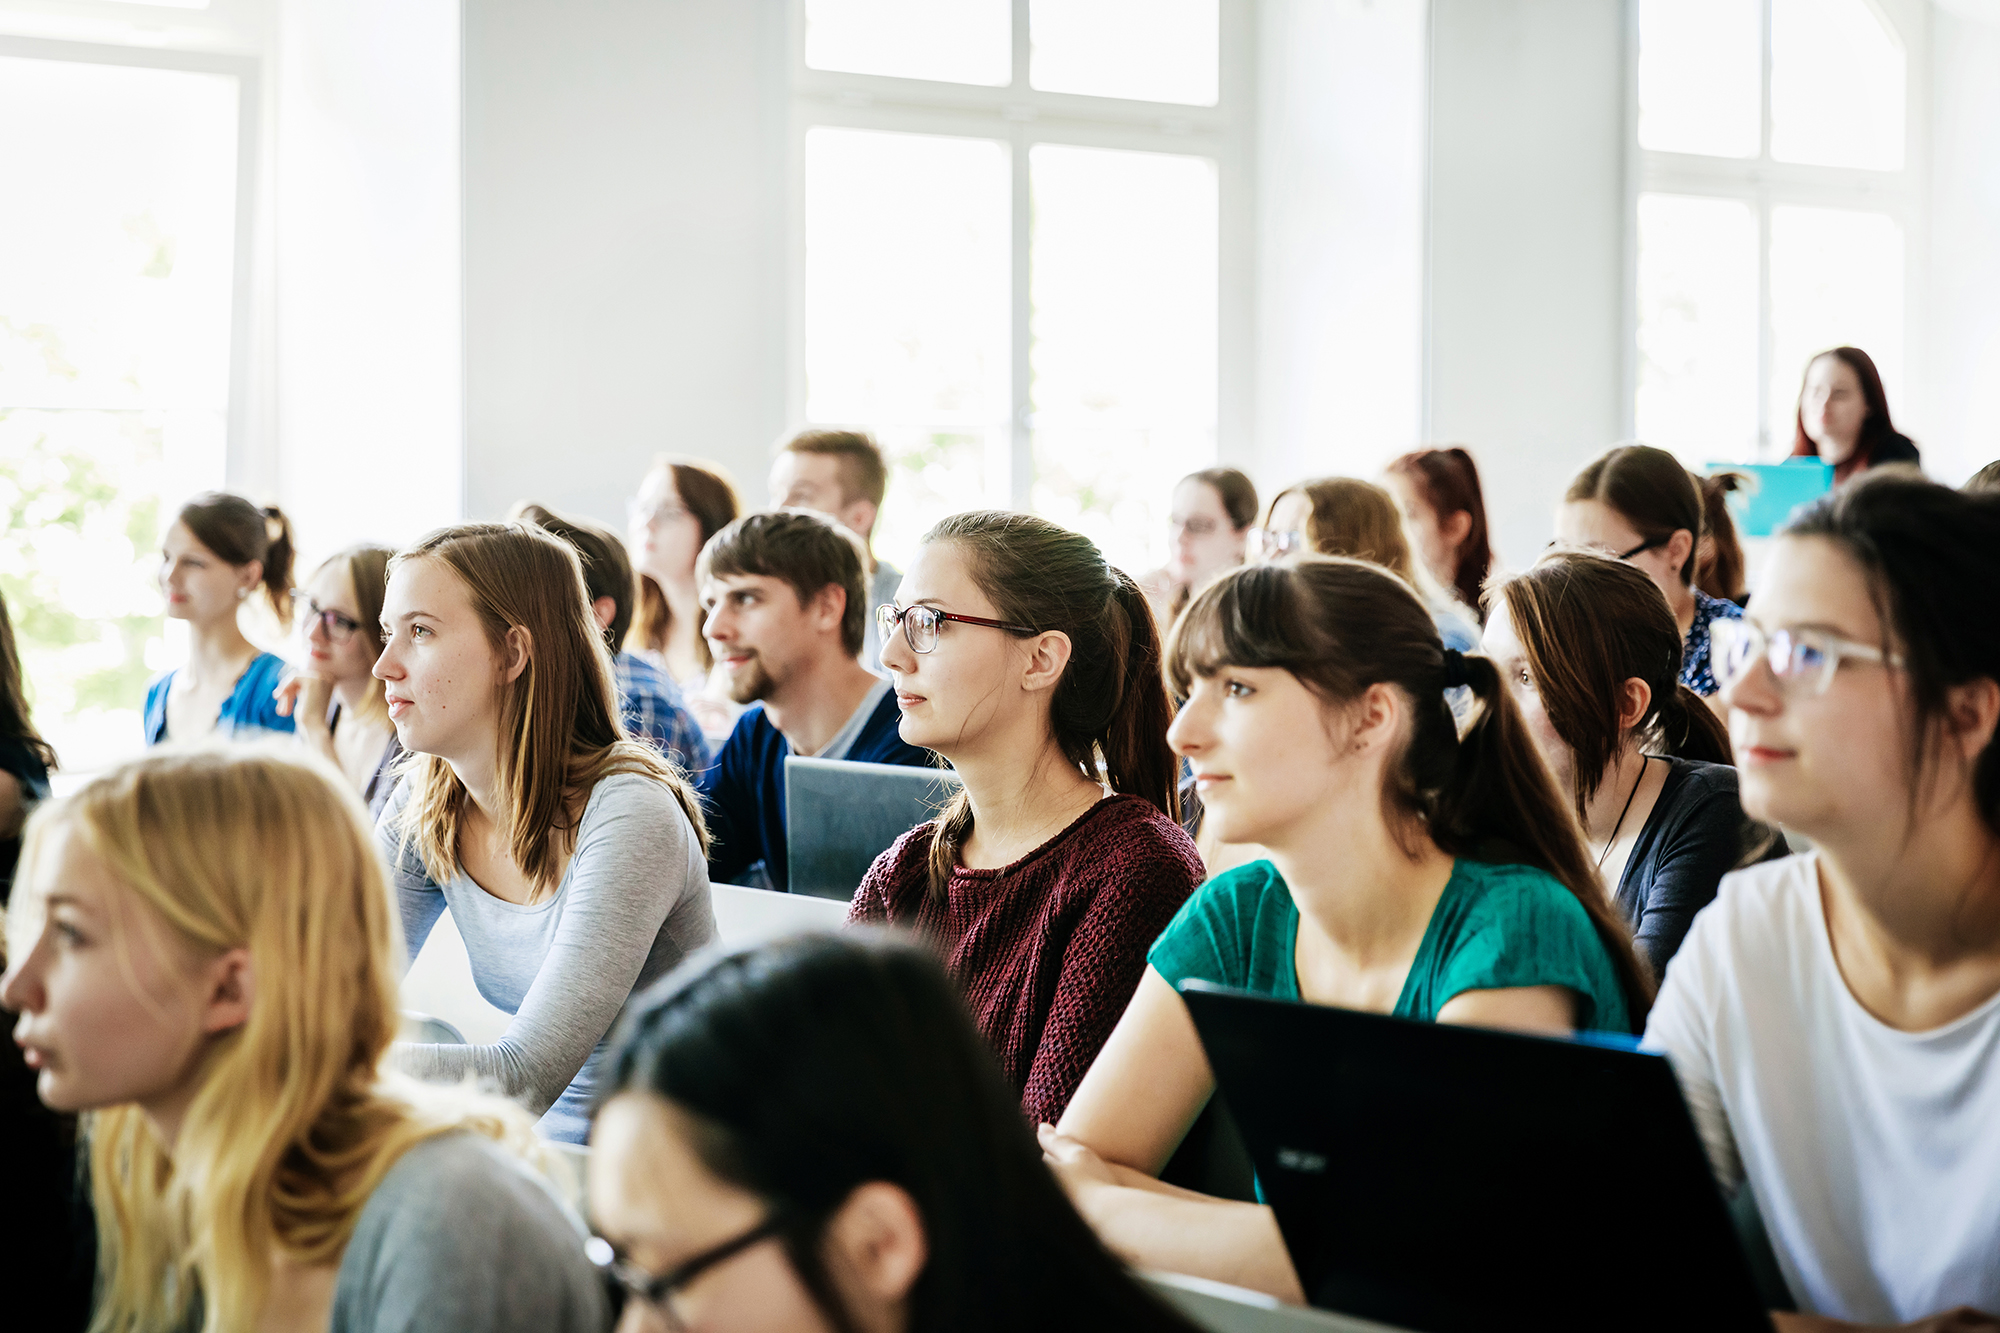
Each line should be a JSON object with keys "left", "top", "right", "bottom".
{"left": 1710, "top": 619, "right": 1904, "bottom": 698}
{"left": 1247, "top": 527, "right": 1306, "bottom": 562}
{"left": 291, "top": 592, "right": 364, "bottom": 646}
{"left": 588, "top": 1214, "right": 787, "bottom": 1331}
{"left": 1544, "top": 535, "right": 1667, "bottom": 562}
{"left": 876, "top": 602, "right": 1037, "bottom": 655}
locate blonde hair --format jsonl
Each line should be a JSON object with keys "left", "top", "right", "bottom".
{"left": 391, "top": 523, "right": 707, "bottom": 897}
{"left": 11, "top": 745, "right": 538, "bottom": 1333}
{"left": 1270, "top": 477, "right": 1418, "bottom": 582}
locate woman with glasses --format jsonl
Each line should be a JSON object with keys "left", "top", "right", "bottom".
{"left": 851, "top": 511, "right": 1203, "bottom": 1127}
{"left": 587, "top": 932, "right": 1203, "bottom": 1333}
{"left": 274, "top": 544, "right": 404, "bottom": 816}
{"left": 1645, "top": 473, "right": 2000, "bottom": 1328}
{"left": 1556, "top": 445, "right": 1742, "bottom": 698}
{"left": 143, "top": 491, "right": 298, "bottom": 744}
{"left": 625, "top": 457, "right": 740, "bottom": 697}
{"left": 1138, "top": 467, "right": 1258, "bottom": 630}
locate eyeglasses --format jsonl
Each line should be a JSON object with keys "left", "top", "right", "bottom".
{"left": 589, "top": 1214, "right": 786, "bottom": 1331}
{"left": 291, "top": 593, "right": 365, "bottom": 646}
{"left": 628, "top": 498, "right": 694, "bottom": 529}
{"left": 1545, "top": 535, "right": 1667, "bottom": 562}
{"left": 876, "top": 602, "right": 1037, "bottom": 655}
{"left": 1169, "top": 514, "right": 1220, "bottom": 537}
{"left": 1247, "top": 527, "right": 1306, "bottom": 562}
{"left": 1710, "top": 619, "right": 1904, "bottom": 698}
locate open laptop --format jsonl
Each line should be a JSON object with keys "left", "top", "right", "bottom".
{"left": 1178, "top": 980, "right": 1771, "bottom": 1333}
{"left": 783, "top": 756, "right": 961, "bottom": 901}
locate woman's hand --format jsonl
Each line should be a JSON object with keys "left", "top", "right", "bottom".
{"left": 275, "top": 672, "right": 337, "bottom": 758}
{"left": 1039, "top": 1123, "right": 1121, "bottom": 1200}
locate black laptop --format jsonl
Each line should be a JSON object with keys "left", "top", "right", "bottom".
{"left": 1178, "top": 980, "right": 1772, "bottom": 1333}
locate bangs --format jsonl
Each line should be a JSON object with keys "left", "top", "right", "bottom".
{"left": 1165, "top": 564, "right": 1315, "bottom": 696}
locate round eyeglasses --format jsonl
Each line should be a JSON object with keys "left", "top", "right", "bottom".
{"left": 291, "top": 592, "right": 366, "bottom": 646}
{"left": 876, "top": 602, "right": 1037, "bottom": 655}
{"left": 1710, "top": 618, "right": 1904, "bottom": 698}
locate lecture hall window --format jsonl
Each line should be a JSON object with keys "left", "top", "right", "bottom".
{"left": 1632, "top": 0, "right": 1917, "bottom": 462}
{"left": 794, "top": 0, "right": 1241, "bottom": 574}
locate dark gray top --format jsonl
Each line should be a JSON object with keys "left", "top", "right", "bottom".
{"left": 1614, "top": 757, "right": 1786, "bottom": 980}
{"left": 330, "top": 1133, "right": 607, "bottom": 1333}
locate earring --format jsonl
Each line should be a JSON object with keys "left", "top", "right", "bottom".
{"left": 236, "top": 588, "right": 248, "bottom": 601}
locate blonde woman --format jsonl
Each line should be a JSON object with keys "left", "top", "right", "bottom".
{"left": 275, "top": 544, "right": 404, "bottom": 817}
{"left": 374, "top": 523, "right": 714, "bottom": 1144}
{"left": 0, "top": 746, "right": 606, "bottom": 1332}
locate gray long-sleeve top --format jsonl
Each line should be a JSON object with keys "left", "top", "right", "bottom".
{"left": 380, "top": 772, "right": 715, "bottom": 1142}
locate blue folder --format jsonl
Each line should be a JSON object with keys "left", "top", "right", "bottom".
{"left": 1706, "top": 459, "right": 1834, "bottom": 537}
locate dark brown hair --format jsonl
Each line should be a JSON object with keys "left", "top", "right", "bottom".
{"left": 920, "top": 511, "right": 1179, "bottom": 897}
{"left": 1387, "top": 446, "right": 1495, "bottom": 617}
{"left": 1789, "top": 346, "right": 1916, "bottom": 485}
{"left": 1693, "top": 472, "right": 1749, "bottom": 605}
{"left": 1272, "top": 477, "right": 1417, "bottom": 583}
{"left": 1497, "top": 552, "right": 1731, "bottom": 821}
{"left": 1781, "top": 471, "right": 2000, "bottom": 839}
{"left": 1564, "top": 446, "right": 1703, "bottom": 586}
{"left": 697, "top": 510, "right": 870, "bottom": 658}
{"left": 513, "top": 503, "right": 637, "bottom": 654}
{"left": 1183, "top": 466, "right": 1259, "bottom": 530}
{"left": 176, "top": 491, "right": 296, "bottom": 622}
{"left": 1168, "top": 557, "right": 1654, "bottom": 1027}
{"left": 783, "top": 428, "right": 890, "bottom": 509}
{"left": 0, "top": 589, "right": 54, "bottom": 770}
{"left": 633, "top": 458, "right": 740, "bottom": 667}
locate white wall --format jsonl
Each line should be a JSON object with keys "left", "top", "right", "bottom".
{"left": 1424, "top": 0, "right": 1629, "bottom": 571}
{"left": 460, "top": 0, "right": 789, "bottom": 533}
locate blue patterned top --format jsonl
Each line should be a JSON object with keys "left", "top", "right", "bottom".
{"left": 143, "top": 652, "right": 296, "bottom": 745}
{"left": 1681, "top": 589, "right": 1744, "bottom": 697}
{"left": 613, "top": 650, "right": 711, "bottom": 777}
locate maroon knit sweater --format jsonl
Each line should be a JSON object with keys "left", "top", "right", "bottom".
{"left": 848, "top": 794, "right": 1203, "bottom": 1126}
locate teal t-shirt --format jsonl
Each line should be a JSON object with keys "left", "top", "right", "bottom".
{"left": 1147, "top": 857, "right": 1635, "bottom": 1035}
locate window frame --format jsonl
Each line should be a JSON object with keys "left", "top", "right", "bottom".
{"left": 1620, "top": 0, "right": 1929, "bottom": 456}
{"left": 785, "top": 0, "right": 1254, "bottom": 514}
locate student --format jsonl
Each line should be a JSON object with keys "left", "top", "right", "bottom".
{"left": 1258, "top": 476, "right": 1480, "bottom": 652}
{"left": 1557, "top": 444, "right": 1743, "bottom": 698}
{"left": 514, "top": 502, "right": 710, "bottom": 777}
{"left": 0, "top": 587, "right": 53, "bottom": 904}
{"left": 769, "top": 428, "right": 904, "bottom": 668}
{"left": 1645, "top": 473, "right": 2000, "bottom": 1329}
{"left": 588, "top": 933, "right": 1203, "bottom": 1333}
{"left": 627, "top": 455, "right": 740, "bottom": 693}
{"left": 1695, "top": 471, "right": 1751, "bottom": 606}
{"left": 1384, "top": 446, "right": 1497, "bottom": 624}
{"left": 275, "top": 544, "right": 404, "bottom": 818}
{"left": 1484, "top": 551, "right": 1783, "bottom": 977}
{"left": 697, "top": 509, "right": 930, "bottom": 892}
{"left": 849, "top": 511, "right": 1204, "bottom": 1126}
{"left": 1039, "top": 557, "right": 1650, "bottom": 1301}
{"left": 144, "top": 491, "right": 298, "bottom": 744}
{"left": 1789, "top": 346, "right": 1921, "bottom": 486}
{"left": 0, "top": 746, "right": 606, "bottom": 1332}
{"left": 1138, "top": 467, "right": 1258, "bottom": 629}
{"left": 374, "top": 523, "right": 715, "bottom": 1145}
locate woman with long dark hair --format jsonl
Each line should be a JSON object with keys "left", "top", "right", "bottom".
{"left": 1384, "top": 446, "right": 1496, "bottom": 623}
{"left": 587, "top": 933, "right": 1203, "bottom": 1333}
{"left": 851, "top": 511, "right": 1203, "bottom": 1127}
{"left": 1789, "top": 346, "right": 1920, "bottom": 486}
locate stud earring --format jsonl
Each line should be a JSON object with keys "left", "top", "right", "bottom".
{"left": 236, "top": 588, "right": 248, "bottom": 601}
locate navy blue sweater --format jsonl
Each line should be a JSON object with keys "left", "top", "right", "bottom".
{"left": 698, "top": 688, "right": 932, "bottom": 891}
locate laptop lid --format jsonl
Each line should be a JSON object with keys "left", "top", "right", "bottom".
{"left": 1179, "top": 980, "right": 1770, "bottom": 1333}
{"left": 784, "top": 756, "right": 960, "bottom": 901}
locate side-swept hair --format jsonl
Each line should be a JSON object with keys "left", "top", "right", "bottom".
{"left": 1270, "top": 476, "right": 1417, "bottom": 582}
{"left": 697, "top": 509, "right": 870, "bottom": 658}
{"left": 1387, "top": 446, "right": 1495, "bottom": 619}
{"left": 1565, "top": 445, "right": 1705, "bottom": 586}
{"left": 1168, "top": 557, "right": 1654, "bottom": 1026}
{"left": 391, "top": 523, "right": 706, "bottom": 896}
{"left": 632, "top": 457, "right": 740, "bottom": 667}
{"left": 920, "top": 511, "right": 1178, "bottom": 897}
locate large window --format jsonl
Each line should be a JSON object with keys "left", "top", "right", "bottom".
{"left": 0, "top": 45, "right": 253, "bottom": 771}
{"left": 1631, "top": 0, "right": 1916, "bottom": 462}
{"left": 793, "top": 0, "right": 1242, "bottom": 573}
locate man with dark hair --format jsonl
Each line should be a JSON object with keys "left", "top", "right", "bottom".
{"left": 511, "top": 502, "right": 709, "bottom": 777}
{"left": 695, "top": 509, "right": 930, "bottom": 891}
{"left": 769, "top": 428, "right": 903, "bottom": 668}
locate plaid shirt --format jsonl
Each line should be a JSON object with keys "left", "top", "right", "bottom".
{"left": 1681, "top": 589, "right": 1744, "bottom": 698}
{"left": 614, "top": 651, "right": 711, "bottom": 776}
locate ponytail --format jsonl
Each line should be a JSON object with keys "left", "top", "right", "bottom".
{"left": 258, "top": 505, "right": 296, "bottom": 622}
{"left": 177, "top": 492, "right": 298, "bottom": 623}
{"left": 1657, "top": 683, "right": 1730, "bottom": 764}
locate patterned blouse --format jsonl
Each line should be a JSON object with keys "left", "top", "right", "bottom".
{"left": 1681, "top": 589, "right": 1745, "bottom": 697}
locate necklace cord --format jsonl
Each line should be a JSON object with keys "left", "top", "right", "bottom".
{"left": 1596, "top": 755, "right": 1651, "bottom": 872}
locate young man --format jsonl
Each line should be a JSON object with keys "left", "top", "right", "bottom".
{"left": 768, "top": 429, "right": 903, "bottom": 668}
{"left": 696, "top": 509, "right": 931, "bottom": 891}
{"left": 512, "top": 502, "right": 710, "bottom": 777}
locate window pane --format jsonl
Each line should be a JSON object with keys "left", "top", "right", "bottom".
{"left": 805, "top": 0, "right": 1011, "bottom": 87}
{"left": 1768, "top": 205, "right": 1904, "bottom": 452}
{"left": 1771, "top": 0, "right": 1905, "bottom": 170}
{"left": 1635, "top": 193, "right": 1760, "bottom": 459}
{"left": 0, "top": 56, "right": 239, "bottom": 772}
{"left": 1030, "top": 144, "right": 1217, "bottom": 574}
{"left": 1030, "top": 0, "right": 1219, "bottom": 106}
{"left": 803, "top": 128, "right": 1010, "bottom": 564}
{"left": 1637, "top": 0, "right": 1760, "bottom": 158}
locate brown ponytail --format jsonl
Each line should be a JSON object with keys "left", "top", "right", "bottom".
{"left": 178, "top": 492, "right": 297, "bottom": 622}
{"left": 1169, "top": 558, "right": 1655, "bottom": 1025}
{"left": 919, "top": 511, "right": 1180, "bottom": 898}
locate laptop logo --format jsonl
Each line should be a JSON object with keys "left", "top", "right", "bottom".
{"left": 1276, "top": 1147, "right": 1327, "bottom": 1174}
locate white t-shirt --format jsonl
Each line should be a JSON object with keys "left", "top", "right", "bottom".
{"left": 1644, "top": 852, "right": 2000, "bottom": 1322}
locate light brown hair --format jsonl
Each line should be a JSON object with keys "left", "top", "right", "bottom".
{"left": 176, "top": 491, "right": 297, "bottom": 622}
{"left": 783, "top": 428, "right": 890, "bottom": 509}
{"left": 1271, "top": 477, "right": 1417, "bottom": 583}
{"left": 309, "top": 543, "right": 396, "bottom": 723}
{"left": 697, "top": 510, "right": 871, "bottom": 659}
{"left": 632, "top": 458, "right": 741, "bottom": 667}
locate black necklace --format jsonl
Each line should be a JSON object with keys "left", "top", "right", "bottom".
{"left": 1596, "top": 756, "right": 1650, "bottom": 871}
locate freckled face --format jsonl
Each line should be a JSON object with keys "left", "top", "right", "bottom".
{"left": 371, "top": 557, "right": 508, "bottom": 766}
